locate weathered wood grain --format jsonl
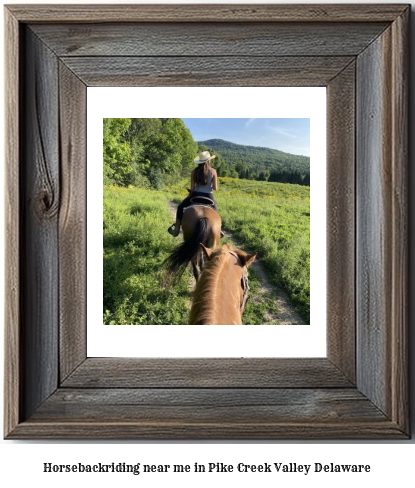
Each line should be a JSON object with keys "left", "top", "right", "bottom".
{"left": 32, "top": 388, "right": 386, "bottom": 422}
{"left": 355, "top": 11, "right": 409, "bottom": 426}
{"left": 8, "top": 422, "right": 406, "bottom": 441}
{"left": 4, "top": 4, "right": 410, "bottom": 440}
{"left": 8, "top": 418, "right": 406, "bottom": 441}
{"left": 58, "top": 63, "right": 87, "bottom": 382}
{"left": 62, "top": 358, "right": 353, "bottom": 388}
{"left": 389, "top": 8, "right": 409, "bottom": 433}
{"left": 4, "top": 6, "right": 21, "bottom": 438}
{"left": 21, "top": 29, "right": 60, "bottom": 420}
{"left": 326, "top": 62, "right": 356, "bottom": 383}
{"left": 355, "top": 25, "right": 407, "bottom": 418}
{"left": 31, "top": 22, "right": 388, "bottom": 57}
{"left": 61, "top": 56, "right": 354, "bottom": 87}
{"left": 6, "top": 4, "right": 409, "bottom": 23}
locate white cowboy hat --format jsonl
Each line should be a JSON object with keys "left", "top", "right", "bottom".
{"left": 194, "top": 150, "right": 216, "bottom": 164}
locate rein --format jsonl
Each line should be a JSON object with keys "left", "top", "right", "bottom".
{"left": 229, "top": 251, "right": 250, "bottom": 313}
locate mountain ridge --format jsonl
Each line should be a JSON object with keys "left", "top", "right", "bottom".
{"left": 198, "top": 138, "right": 310, "bottom": 185}
{"left": 199, "top": 138, "right": 309, "bottom": 159}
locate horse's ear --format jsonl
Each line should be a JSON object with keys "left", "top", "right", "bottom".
{"left": 244, "top": 252, "right": 257, "bottom": 267}
{"left": 200, "top": 243, "right": 214, "bottom": 260}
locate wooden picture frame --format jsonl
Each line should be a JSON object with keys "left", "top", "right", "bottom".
{"left": 4, "top": 4, "right": 409, "bottom": 439}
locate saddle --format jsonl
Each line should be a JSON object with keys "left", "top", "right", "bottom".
{"left": 183, "top": 192, "right": 224, "bottom": 238}
{"left": 183, "top": 194, "right": 217, "bottom": 212}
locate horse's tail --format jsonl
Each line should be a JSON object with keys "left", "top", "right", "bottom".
{"left": 164, "top": 217, "right": 211, "bottom": 279}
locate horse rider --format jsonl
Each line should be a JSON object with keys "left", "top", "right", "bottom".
{"left": 168, "top": 151, "right": 220, "bottom": 237}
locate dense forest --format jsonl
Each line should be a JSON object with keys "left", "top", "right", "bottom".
{"left": 103, "top": 118, "right": 198, "bottom": 188}
{"left": 103, "top": 118, "right": 310, "bottom": 188}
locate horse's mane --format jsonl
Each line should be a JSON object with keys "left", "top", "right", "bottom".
{"left": 189, "top": 243, "right": 236, "bottom": 325}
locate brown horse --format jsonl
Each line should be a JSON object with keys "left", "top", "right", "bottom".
{"left": 189, "top": 243, "right": 257, "bottom": 325}
{"left": 164, "top": 205, "right": 222, "bottom": 281}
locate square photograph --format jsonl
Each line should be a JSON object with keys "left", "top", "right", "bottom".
{"left": 103, "top": 118, "right": 310, "bottom": 326}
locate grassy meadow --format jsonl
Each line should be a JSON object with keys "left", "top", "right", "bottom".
{"left": 103, "top": 186, "right": 191, "bottom": 325}
{"left": 103, "top": 178, "right": 310, "bottom": 325}
{"left": 220, "top": 178, "right": 310, "bottom": 321}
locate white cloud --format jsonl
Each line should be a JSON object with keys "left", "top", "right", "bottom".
{"left": 267, "top": 125, "right": 298, "bottom": 139}
{"left": 245, "top": 118, "right": 256, "bottom": 127}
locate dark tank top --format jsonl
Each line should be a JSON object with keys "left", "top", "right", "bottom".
{"left": 194, "top": 169, "right": 213, "bottom": 193}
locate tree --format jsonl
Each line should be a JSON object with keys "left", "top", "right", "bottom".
{"left": 258, "top": 169, "right": 270, "bottom": 181}
{"left": 115, "top": 118, "right": 198, "bottom": 188}
{"left": 103, "top": 118, "right": 197, "bottom": 188}
{"left": 103, "top": 118, "right": 132, "bottom": 185}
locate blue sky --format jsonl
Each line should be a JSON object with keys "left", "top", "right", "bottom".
{"left": 181, "top": 118, "right": 310, "bottom": 156}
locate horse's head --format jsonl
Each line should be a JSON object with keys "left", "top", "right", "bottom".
{"left": 200, "top": 243, "right": 257, "bottom": 315}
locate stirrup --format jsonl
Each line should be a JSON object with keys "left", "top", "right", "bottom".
{"left": 167, "top": 223, "right": 176, "bottom": 236}
{"left": 220, "top": 230, "right": 225, "bottom": 238}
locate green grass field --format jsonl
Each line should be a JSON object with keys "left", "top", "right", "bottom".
{"left": 169, "top": 177, "right": 310, "bottom": 321}
{"left": 103, "top": 186, "right": 191, "bottom": 325}
{"left": 103, "top": 178, "right": 310, "bottom": 325}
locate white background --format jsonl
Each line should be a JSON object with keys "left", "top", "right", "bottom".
{"left": 88, "top": 87, "right": 326, "bottom": 357}
{"left": 1, "top": 0, "right": 414, "bottom": 486}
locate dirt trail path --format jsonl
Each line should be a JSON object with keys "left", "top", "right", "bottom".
{"left": 167, "top": 200, "right": 304, "bottom": 325}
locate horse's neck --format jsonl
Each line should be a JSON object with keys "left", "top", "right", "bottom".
{"left": 192, "top": 255, "right": 242, "bottom": 325}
